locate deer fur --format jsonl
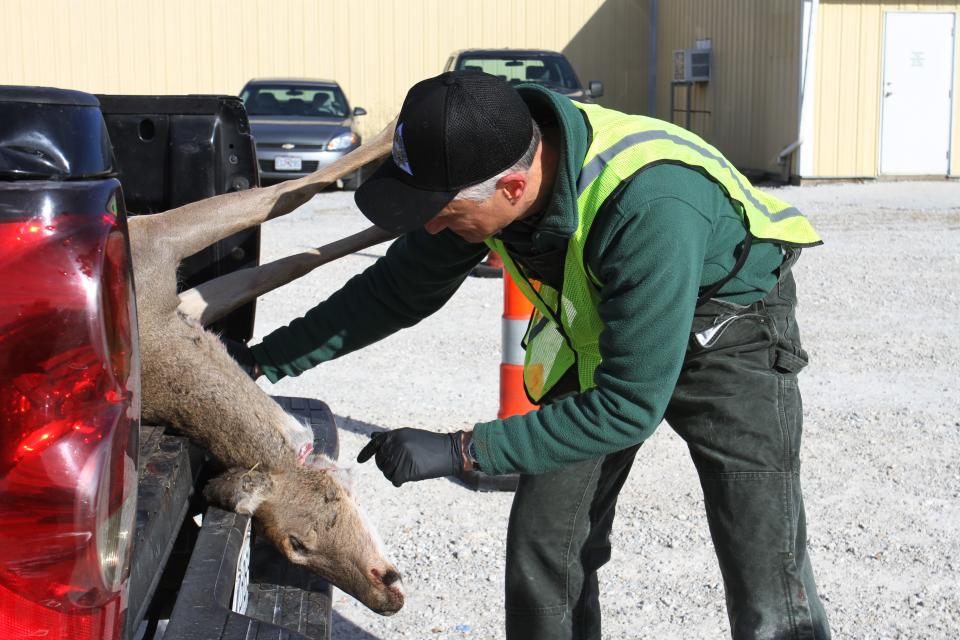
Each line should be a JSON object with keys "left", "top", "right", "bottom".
{"left": 205, "top": 461, "right": 403, "bottom": 615}
{"left": 128, "top": 120, "right": 405, "bottom": 614}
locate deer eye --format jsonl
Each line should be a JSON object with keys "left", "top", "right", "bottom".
{"left": 288, "top": 535, "right": 307, "bottom": 554}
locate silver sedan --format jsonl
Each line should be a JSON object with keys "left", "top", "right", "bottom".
{"left": 240, "top": 78, "right": 367, "bottom": 188}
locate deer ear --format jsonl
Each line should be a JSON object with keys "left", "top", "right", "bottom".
{"left": 305, "top": 454, "right": 356, "bottom": 496}
{"left": 205, "top": 468, "right": 272, "bottom": 515}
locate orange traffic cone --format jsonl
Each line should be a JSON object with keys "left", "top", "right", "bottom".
{"left": 498, "top": 271, "right": 537, "bottom": 419}
{"left": 461, "top": 268, "right": 534, "bottom": 492}
{"left": 484, "top": 250, "right": 503, "bottom": 270}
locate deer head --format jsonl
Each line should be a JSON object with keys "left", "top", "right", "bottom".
{"left": 127, "top": 120, "right": 406, "bottom": 614}
{"left": 205, "top": 461, "right": 404, "bottom": 615}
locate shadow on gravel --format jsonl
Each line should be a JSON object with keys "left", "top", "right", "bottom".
{"left": 334, "top": 414, "right": 387, "bottom": 437}
{"left": 331, "top": 610, "right": 383, "bottom": 640}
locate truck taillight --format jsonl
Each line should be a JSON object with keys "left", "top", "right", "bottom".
{"left": 0, "top": 182, "right": 140, "bottom": 640}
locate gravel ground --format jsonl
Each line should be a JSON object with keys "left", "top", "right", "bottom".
{"left": 252, "top": 180, "right": 960, "bottom": 639}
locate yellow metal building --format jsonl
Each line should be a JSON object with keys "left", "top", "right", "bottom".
{"left": 0, "top": 0, "right": 646, "bottom": 148}
{"left": 1, "top": 0, "right": 957, "bottom": 181}
{"left": 809, "top": 1, "right": 960, "bottom": 179}
{"left": 652, "top": 0, "right": 960, "bottom": 180}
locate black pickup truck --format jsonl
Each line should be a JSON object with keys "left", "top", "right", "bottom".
{"left": 0, "top": 86, "right": 335, "bottom": 640}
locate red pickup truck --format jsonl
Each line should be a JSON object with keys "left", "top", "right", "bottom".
{"left": 0, "top": 86, "right": 335, "bottom": 640}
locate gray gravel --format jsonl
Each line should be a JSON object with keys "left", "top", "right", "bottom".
{"left": 254, "top": 180, "right": 960, "bottom": 639}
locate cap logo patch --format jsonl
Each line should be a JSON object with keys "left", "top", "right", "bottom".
{"left": 392, "top": 122, "right": 414, "bottom": 176}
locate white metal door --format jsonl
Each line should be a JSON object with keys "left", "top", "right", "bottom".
{"left": 880, "top": 12, "right": 955, "bottom": 175}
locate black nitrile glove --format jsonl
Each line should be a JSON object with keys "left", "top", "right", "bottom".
{"left": 357, "top": 428, "right": 464, "bottom": 487}
{"left": 221, "top": 337, "right": 262, "bottom": 380}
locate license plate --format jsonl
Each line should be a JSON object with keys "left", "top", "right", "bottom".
{"left": 275, "top": 156, "right": 302, "bottom": 171}
{"left": 232, "top": 518, "right": 252, "bottom": 614}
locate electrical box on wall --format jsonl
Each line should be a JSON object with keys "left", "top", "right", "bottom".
{"left": 673, "top": 48, "right": 711, "bottom": 82}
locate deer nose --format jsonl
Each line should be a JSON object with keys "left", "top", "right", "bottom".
{"left": 381, "top": 569, "right": 402, "bottom": 588}
{"left": 371, "top": 567, "right": 403, "bottom": 592}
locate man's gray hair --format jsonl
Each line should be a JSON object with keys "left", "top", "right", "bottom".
{"left": 455, "top": 119, "right": 542, "bottom": 202}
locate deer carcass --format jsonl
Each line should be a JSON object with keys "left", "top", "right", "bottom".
{"left": 128, "top": 120, "right": 405, "bottom": 615}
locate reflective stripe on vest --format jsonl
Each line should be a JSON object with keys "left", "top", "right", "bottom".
{"left": 486, "top": 102, "right": 821, "bottom": 402}
{"left": 573, "top": 102, "right": 822, "bottom": 246}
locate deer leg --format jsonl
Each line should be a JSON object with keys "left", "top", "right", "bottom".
{"left": 128, "top": 118, "right": 396, "bottom": 266}
{"left": 178, "top": 224, "right": 398, "bottom": 325}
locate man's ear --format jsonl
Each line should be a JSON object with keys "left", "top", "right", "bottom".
{"left": 497, "top": 173, "right": 527, "bottom": 204}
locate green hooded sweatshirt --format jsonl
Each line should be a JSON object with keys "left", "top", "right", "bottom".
{"left": 252, "top": 86, "right": 787, "bottom": 476}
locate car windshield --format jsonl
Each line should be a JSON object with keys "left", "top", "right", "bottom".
{"left": 454, "top": 54, "right": 581, "bottom": 92}
{"left": 241, "top": 84, "right": 350, "bottom": 118}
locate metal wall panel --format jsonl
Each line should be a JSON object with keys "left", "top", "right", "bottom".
{"left": 0, "top": 0, "right": 649, "bottom": 142}
{"left": 654, "top": 0, "right": 803, "bottom": 176}
{"left": 8, "top": 1, "right": 956, "bottom": 179}
{"left": 814, "top": 1, "right": 960, "bottom": 178}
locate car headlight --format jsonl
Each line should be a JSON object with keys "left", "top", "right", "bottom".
{"left": 326, "top": 132, "right": 357, "bottom": 151}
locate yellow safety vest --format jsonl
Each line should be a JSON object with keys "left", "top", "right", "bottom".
{"left": 486, "top": 102, "right": 821, "bottom": 403}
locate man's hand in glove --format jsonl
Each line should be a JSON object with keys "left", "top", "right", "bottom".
{"left": 220, "top": 337, "right": 262, "bottom": 380}
{"left": 357, "top": 428, "right": 475, "bottom": 486}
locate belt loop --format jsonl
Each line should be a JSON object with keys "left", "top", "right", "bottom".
{"left": 777, "top": 247, "right": 802, "bottom": 282}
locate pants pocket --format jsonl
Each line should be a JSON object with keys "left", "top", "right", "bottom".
{"left": 686, "top": 311, "right": 775, "bottom": 363}
{"left": 773, "top": 345, "right": 809, "bottom": 375}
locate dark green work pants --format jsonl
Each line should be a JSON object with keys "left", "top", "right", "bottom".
{"left": 504, "top": 268, "right": 831, "bottom": 640}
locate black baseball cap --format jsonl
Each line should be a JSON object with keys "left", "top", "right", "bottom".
{"left": 354, "top": 71, "right": 534, "bottom": 233}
